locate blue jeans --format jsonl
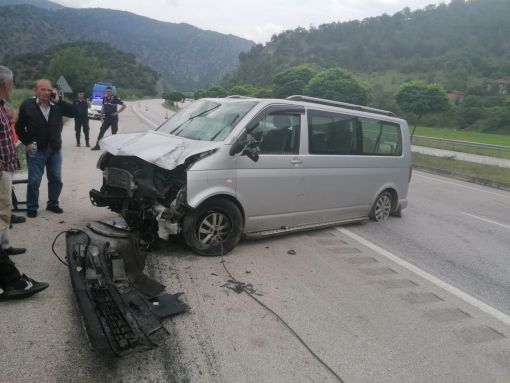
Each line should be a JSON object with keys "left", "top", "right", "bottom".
{"left": 26, "top": 146, "right": 63, "bottom": 211}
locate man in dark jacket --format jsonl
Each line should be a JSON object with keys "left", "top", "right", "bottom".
{"left": 91, "top": 86, "right": 125, "bottom": 150}
{"left": 73, "top": 89, "right": 90, "bottom": 147}
{"left": 15, "top": 79, "right": 76, "bottom": 218}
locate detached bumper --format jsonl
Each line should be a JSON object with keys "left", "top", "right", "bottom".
{"left": 66, "top": 220, "right": 189, "bottom": 357}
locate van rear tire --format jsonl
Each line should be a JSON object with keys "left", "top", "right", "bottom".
{"left": 369, "top": 191, "right": 392, "bottom": 222}
{"left": 183, "top": 198, "right": 243, "bottom": 256}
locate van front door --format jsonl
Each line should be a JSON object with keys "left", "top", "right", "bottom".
{"left": 235, "top": 112, "right": 304, "bottom": 233}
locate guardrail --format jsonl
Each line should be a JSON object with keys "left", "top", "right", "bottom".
{"left": 412, "top": 135, "right": 510, "bottom": 158}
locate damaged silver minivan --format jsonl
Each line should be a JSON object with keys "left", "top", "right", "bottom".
{"left": 90, "top": 95, "right": 411, "bottom": 256}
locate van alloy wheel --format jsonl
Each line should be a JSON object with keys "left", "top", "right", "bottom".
{"left": 183, "top": 198, "right": 243, "bottom": 256}
{"left": 369, "top": 191, "right": 392, "bottom": 222}
{"left": 197, "top": 211, "right": 232, "bottom": 245}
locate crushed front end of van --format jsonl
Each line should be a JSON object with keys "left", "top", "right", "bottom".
{"left": 89, "top": 130, "right": 222, "bottom": 247}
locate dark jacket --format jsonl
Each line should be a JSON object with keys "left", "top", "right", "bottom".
{"left": 15, "top": 97, "right": 76, "bottom": 149}
{"left": 73, "top": 99, "right": 89, "bottom": 119}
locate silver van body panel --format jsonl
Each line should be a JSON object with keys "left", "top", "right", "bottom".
{"left": 98, "top": 97, "right": 411, "bottom": 244}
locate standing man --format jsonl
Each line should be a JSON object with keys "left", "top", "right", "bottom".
{"left": 0, "top": 65, "right": 49, "bottom": 300}
{"left": 91, "top": 86, "right": 126, "bottom": 150}
{"left": 73, "top": 89, "right": 90, "bottom": 147}
{"left": 15, "top": 79, "right": 76, "bottom": 218}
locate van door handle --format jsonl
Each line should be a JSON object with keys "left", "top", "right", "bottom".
{"left": 290, "top": 158, "right": 303, "bottom": 165}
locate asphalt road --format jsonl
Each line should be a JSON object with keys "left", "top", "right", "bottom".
{"left": 412, "top": 145, "right": 510, "bottom": 168}
{"left": 1, "top": 100, "right": 509, "bottom": 383}
{"left": 350, "top": 171, "right": 510, "bottom": 316}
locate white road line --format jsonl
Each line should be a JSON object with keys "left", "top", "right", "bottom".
{"left": 462, "top": 212, "right": 510, "bottom": 231}
{"left": 414, "top": 173, "right": 510, "bottom": 199}
{"left": 133, "top": 102, "right": 158, "bottom": 128}
{"left": 338, "top": 227, "right": 510, "bottom": 327}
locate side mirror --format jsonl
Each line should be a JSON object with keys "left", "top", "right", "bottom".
{"left": 230, "top": 133, "right": 260, "bottom": 162}
{"left": 243, "top": 146, "right": 259, "bottom": 162}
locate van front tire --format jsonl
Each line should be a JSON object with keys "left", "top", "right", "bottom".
{"left": 369, "top": 191, "right": 392, "bottom": 222}
{"left": 183, "top": 198, "right": 243, "bottom": 256}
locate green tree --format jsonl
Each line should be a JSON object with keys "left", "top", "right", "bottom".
{"left": 163, "top": 91, "right": 186, "bottom": 102}
{"left": 272, "top": 65, "right": 317, "bottom": 98}
{"left": 193, "top": 90, "right": 206, "bottom": 99}
{"left": 204, "top": 86, "right": 228, "bottom": 98}
{"left": 304, "top": 67, "right": 372, "bottom": 105}
{"left": 46, "top": 47, "right": 104, "bottom": 91}
{"left": 395, "top": 80, "right": 449, "bottom": 135}
{"left": 252, "top": 88, "right": 273, "bottom": 98}
{"left": 229, "top": 84, "right": 257, "bottom": 96}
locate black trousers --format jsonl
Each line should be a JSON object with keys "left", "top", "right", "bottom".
{"left": 96, "top": 118, "right": 119, "bottom": 143}
{"left": 0, "top": 252, "right": 21, "bottom": 288}
{"left": 74, "top": 117, "right": 90, "bottom": 144}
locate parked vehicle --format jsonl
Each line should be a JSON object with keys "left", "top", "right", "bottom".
{"left": 88, "top": 82, "right": 117, "bottom": 120}
{"left": 91, "top": 82, "right": 117, "bottom": 99}
{"left": 88, "top": 98, "right": 102, "bottom": 120}
{"left": 90, "top": 95, "right": 411, "bottom": 256}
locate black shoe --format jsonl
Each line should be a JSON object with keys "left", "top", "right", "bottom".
{"left": 86, "top": 142, "right": 90, "bottom": 148}
{"left": 0, "top": 274, "right": 49, "bottom": 301}
{"left": 46, "top": 205, "right": 64, "bottom": 214}
{"left": 27, "top": 210, "right": 37, "bottom": 218}
{"left": 4, "top": 247, "right": 26, "bottom": 255}
{"left": 10, "top": 214, "right": 26, "bottom": 224}
{"left": 76, "top": 143, "right": 81, "bottom": 147}
{"left": 91, "top": 144, "right": 100, "bottom": 151}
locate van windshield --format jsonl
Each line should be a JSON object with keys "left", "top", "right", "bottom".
{"left": 157, "top": 100, "right": 258, "bottom": 141}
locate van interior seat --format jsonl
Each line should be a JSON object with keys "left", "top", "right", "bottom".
{"left": 260, "top": 115, "right": 293, "bottom": 153}
{"left": 260, "top": 128, "right": 292, "bottom": 153}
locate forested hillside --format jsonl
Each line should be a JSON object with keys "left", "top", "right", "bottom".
{"left": 216, "top": 0, "right": 510, "bottom": 133}
{"left": 224, "top": 0, "right": 510, "bottom": 95}
{"left": 4, "top": 42, "right": 160, "bottom": 96}
{"left": 0, "top": 2, "right": 254, "bottom": 90}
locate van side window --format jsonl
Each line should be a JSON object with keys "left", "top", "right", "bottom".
{"left": 361, "top": 119, "right": 402, "bottom": 156}
{"left": 252, "top": 113, "right": 301, "bottom": 155}
{"left": 308, "top": 111, "right": 358, "bottom": 155}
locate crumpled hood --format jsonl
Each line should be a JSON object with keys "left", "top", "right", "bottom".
{"left": 100, "top": 130, "right": 222, "bottom": 170}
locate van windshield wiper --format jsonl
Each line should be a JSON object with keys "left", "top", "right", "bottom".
{"left": 171, "top": 104, "right": 221, "bottom": 135}
{"left": 210, "top": 113, "right": 240, "bottom": 141}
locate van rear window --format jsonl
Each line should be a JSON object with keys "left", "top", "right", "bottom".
{"left": 360, "top": 119, "right": 402, "bottom": 156}
{"left": 308, "top": 110, "right": 402, "bottom": 156}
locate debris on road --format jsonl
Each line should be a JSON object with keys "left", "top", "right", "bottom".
{"left": 66, "top": 219, "right": 189, "bottom": 357}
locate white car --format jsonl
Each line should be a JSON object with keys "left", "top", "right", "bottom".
{"left": 88, "top": 108, "right": 101, "bottom": 120}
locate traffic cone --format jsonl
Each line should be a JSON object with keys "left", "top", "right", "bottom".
{"left": 165, "top": 111, "right": 169, "bottom": 119}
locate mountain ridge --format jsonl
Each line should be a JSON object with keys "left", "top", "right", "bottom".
{"left": 0, "top": 2, "right": 254, "bottom": 90}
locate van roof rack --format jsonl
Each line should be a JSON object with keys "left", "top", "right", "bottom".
{"left": 286, "top": 95, "right": 396, "bottom": 117}
{"left": 227, "top": 95, "right": 253, "bottom": 99}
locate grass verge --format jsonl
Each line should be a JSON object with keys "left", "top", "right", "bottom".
{"left": 413, "top": 126, "right": 510, "bottom": 147}
{"left": 413, "top": 152, "right": 510, "bottom": 191}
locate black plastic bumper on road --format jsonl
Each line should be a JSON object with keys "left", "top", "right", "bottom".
{"left": 66, "top": 222, "right": 189, "bottom": 357}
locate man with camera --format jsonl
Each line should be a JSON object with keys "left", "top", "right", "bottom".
{"left": 15, "top": 79, "right": 76, "bottom": 218}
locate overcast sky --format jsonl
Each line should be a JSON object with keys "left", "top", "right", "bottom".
{"left": 54, "top": 0, "right": 443, "bottom": 43}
